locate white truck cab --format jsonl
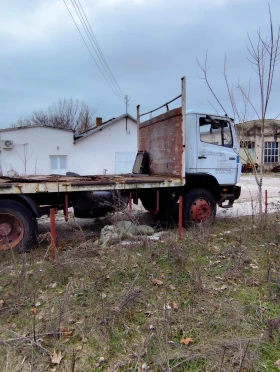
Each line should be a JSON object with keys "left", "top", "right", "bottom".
{"left": 185, "top": 111, "right": 241, "bottom": 186}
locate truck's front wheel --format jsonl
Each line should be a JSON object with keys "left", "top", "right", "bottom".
{"left": 0, "top": 200, "right": 38, "bottom": 252}
{"left": 183, "top": 189, "right": 216, "bottom": 227}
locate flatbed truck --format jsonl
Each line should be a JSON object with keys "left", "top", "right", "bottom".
{"left": 0, "top": 77, "right": 241, "bottom": 252}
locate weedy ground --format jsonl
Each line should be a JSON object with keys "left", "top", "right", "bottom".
{"left": 0, "top": 212, "right": 280, "bottom": 371}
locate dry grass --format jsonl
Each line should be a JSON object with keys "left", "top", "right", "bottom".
{"left": 0, "top": 212, "right": 280, "bottom": 371}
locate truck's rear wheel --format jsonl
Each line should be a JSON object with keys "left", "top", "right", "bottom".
{"left": 0, "top": 200, "right": 38, "bottom": 252}
{"left": 183, "top": 189, "right": 216, "bottom": 227}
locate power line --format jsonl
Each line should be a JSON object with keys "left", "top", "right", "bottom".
{"left": 71, "top": 0, "right": 124, "bottom": 99}
{"left": 62, "top": 0, "right": 124, "bottom": 100}
{"left": 75, "top": 0, "right": 125, "bottom": 98}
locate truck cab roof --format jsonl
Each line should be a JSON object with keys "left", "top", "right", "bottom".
{"left": 186, "top": 110, "right": 227, "bottom": 117}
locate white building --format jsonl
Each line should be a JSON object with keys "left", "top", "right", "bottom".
{"left": 73, "top": 115, "right": 137, "bottom": 175}
{"left": 0, "top": 114, "right": 137, "bottom": 176}
{"left": 0, "top": 126, "right": 74, "bottom": 176}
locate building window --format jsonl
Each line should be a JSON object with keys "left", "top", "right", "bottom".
{"left": 264, "top": 142, "right": 278, "bottom": 163}
{"left": 50, "top": 155, "right": 67, "bottom": 175}
{"left": 240, "top": 141, "right": 255, "bottom": 148}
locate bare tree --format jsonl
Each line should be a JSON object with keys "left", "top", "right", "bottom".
{"left": 238, "top": 6, "right": 280, "bottom": 213}
{"left": 30, "top": 111, "right": 51, "bottom": 127}
{"left": 11, "top": 99, "right": 97, "bottom": 134}
{"left": 16, "top": 143, "right": 33, "bottom": 176}
{"left": 198, "top": 4, "right": 280, "bottom": 215}
{"left": 76, "top": 102, "right": 96, "bottom": 133}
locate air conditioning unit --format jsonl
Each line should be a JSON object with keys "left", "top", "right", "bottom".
{"left": 1, "top": 140, "right": 14, "bottom": 149}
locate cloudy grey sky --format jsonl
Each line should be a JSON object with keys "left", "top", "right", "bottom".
{"left": 1, "top": 0, "right": 280, "bottom": 128}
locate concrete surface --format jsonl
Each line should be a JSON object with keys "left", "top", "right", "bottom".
{"left": 217, "top": 174, "right": 280, "bottom": 218}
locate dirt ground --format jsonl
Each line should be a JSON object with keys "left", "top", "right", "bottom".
{"left": 3, "top": 214, "right": 280, "bottom": 371}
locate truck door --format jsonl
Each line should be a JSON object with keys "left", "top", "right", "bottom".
{"left": 196, "top": 115, "right": 239, "bottom": 185}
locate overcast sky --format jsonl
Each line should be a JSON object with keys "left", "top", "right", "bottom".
{"left": 1, "top": 0, "right": 280, "bottom": 128}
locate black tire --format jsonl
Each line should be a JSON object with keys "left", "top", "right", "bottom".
{"left": 140, "top": 189, "right": 178, "bottom": 226}
{"left": 140, "top": 190, "right": 157, "bottom": 212}
{"left": 0, "top": 200, "right": 38, "bottom": 253}
{"left": 183, "top": 189, "right": 216, "bottom": 227}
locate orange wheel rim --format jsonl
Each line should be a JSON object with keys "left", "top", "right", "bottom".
{"left": 0, "top": 213, "right": 24, "bottom": 250}
{"left": 190, "top": 198, "right": 211, "bottom": 223}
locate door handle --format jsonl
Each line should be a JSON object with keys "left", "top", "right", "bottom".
{"left": 198, "top": 156, "right": 207, "bottom": 159}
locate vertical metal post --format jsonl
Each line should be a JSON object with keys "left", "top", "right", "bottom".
{"left": 129, "top": 192, "right": 132, "bottom": 213}
{"left": 181, "top": 76, "right": 186, "bottom": 118}
{"left": 156, "top": 190, "right": 159, "bottom": 214}
{"left": 151, "top": 190, "right": 160, "bottom": 215}
{"left": 181, "top": 77, "right": 186, "bottom": 186}
{"left": 137, "top": 105, "right": 140, "bottom": 152}
{"left": 50, "top": 208, "right": 56, "bottom": 260}
{"left": 178, "top": 196, "right": 183, "bottom": 239}
{"left": 64, "top": 194, "right": 68, "bottom": 222}
{"left": 265, "top": 190, "right": 268, "bottom": 214}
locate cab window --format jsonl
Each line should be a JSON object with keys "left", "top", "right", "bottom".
{"left": 199, "top": 116, "right": 233, "bottom": 147}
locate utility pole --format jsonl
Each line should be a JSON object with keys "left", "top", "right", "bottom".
{"left": 125, "top": 95, "right": 130, "bottom": 132}
{"left": 125, "top": 95, "right": 129, "bottom": 114}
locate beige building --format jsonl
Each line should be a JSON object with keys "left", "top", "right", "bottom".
{"left": 235, "top": 119, "right": 280, "bottom": 170}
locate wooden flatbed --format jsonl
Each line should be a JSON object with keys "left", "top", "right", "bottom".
{"left": 0, "top": 174, "right": 184, "bottom": 194}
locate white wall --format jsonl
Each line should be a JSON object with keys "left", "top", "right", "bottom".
{"left": 72, "top": 117, "right": 137, "bottom": 175}
{"left": 0, "top": 117, "right": 137, "bottom": 176}
{"left": 0, "top": 127, "right": 74, "bottom": 176}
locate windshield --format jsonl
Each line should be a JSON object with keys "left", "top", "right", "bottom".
{"left": 199, "top": 116, "right": 233, "bottom": 147}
